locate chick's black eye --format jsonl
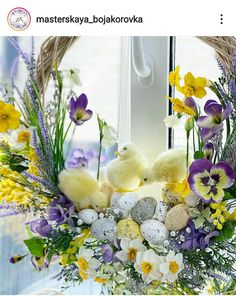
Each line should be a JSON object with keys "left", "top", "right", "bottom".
{"left": 123, "top": 147, "right": 127, "bottom": 150}
{"left": 144, "top": 178, "right": 147, "bottom": 182}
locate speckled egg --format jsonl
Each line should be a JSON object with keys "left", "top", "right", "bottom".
{"left": 91, "top": 218, "right": 116, "bottom": 241}
{"left": 78, "top": 209, "right": 98, "bottom": 225}
{"left": 141, "top": 219, "right": 169, "bottom": 245}
{"left": 131, "top": 197, "right": 157, "bottom": 224}
{"left": 165, "top": 204, "right": 190, "bottom": 231}
{"left": 116, "top": 218, "right": 143, "bottom": 241}
{"left": 184, "top": 193, "right": 200, "bottom": 207}
{"left": 110, "top": 193, "right": 129, "bottom": 218}
{"left": 153, "top": 201, "right": 168, "bottom": 222}
{"left": 118, "top": 192, "right": 139, "bottom": 210}
{"left": 162, "top": 186, "right": 179, "bottom": 203}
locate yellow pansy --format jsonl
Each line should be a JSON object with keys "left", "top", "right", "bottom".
{"left": 180, "top": 72, "right": 207, "bottom": 98}
{"left": 166, "top": 97, "right": 196, "bottom": 116}
{"left": 0, "top": 100, "right": 21, "bottom": 133}
{"left": 169, "top": 66, "right": 181, "bottom": 87}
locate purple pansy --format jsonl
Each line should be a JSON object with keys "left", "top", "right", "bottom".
{"left": 197, "top": 100, "right": 232, "bottom": 140}
{"left": 101, "top": 244, "right": 114, "bottom": 263}
{"left": 30, "top": 219, "right": 52, "bottom": 237}
{"left": 69, "top": 93, "right": 93, "bottom": 125}
{"left": 176, "top": 220, "right": 219, "bottom": 250}
{"left": 188, "top": 159, "right": 235, "bottom": 203}
{"left": 48, "top": 196, "right": 75, "bottom": 226}
{"left": 203, "top": 142, "right": 214, "bottom": 160}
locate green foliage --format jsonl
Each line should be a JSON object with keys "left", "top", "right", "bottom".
{"left": 214, "top": 221, "right": 235, "bottom": 242}
{"left": 24, "top": 237, "right": 46, "bottom": 257}
{"left": 194, "top": 151, "right": 205, "bottom": 160}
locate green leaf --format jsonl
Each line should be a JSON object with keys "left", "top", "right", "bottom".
{"left": 24, "top": 237, "right": 45, "bottom": 257}
{"left": 194, "top": 151, "right": 205, "bottom": 160}
{"left": 214, "top": 221, "right": 235, "bottom": 242}
{"left": 224, "top": 191, "right": 235, "bottom": 200}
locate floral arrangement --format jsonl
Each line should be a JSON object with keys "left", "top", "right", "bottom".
{"left": 1, "top": 38, "right": 236, "bottom": 295}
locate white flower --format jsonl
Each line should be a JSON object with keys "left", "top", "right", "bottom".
{"left": 63, "top": 69, "right": 82, "bottom": 87}
{"left": 76, "top": 246, "right": 101, "bottom": 280}
{"left": 102, "top": 124, "right": 118, "bottom": 148}
{"left": 160, "top": 250, "right": 184, "bottom": 283}
{"left": 6, "top": 125, "right": 34, "bottom": 149}
{"left": 164, "top": 115, "right": 181, "bottom": 128}
{"left": 134, "top": 249, "right": 162, "bottom": 283}
{"left": 116, "top": 238, "right": 147, "bottom": 263}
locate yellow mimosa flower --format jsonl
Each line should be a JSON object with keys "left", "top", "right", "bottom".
{"left": 0, "top": 100, "right": 21, "bottom": 133}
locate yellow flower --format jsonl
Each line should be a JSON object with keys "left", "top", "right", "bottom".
{"left": 210, "top": 202, "right": 229, "bottom": 230}
{"left": 94, "top": 277, "right": 107, "bottom": 284}
{"left": 0, "top": 100, "right": 21, "bottom": 133}
{"left": 230, "top": 209, "right": 236, "bottom": 221}
{"left": 169, "top": 66, "right": 181, "bottom": 87}
{"left": 166, "top": 97, "right": 196, "bottom": 116}
{"left": 180, "top": 72, "right": 207, "bottom": 98}
{"left": 172, "top": 178, "right": 191, "bottom": 199}
{"left": 74, "top": 229, "right": 91, "bottom": 247}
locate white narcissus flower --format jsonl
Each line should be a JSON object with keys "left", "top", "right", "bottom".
{"left": 134, "top": 249, "right": 163, "bottom": 283}
{"left": 102, "top": 124, "right": 118, "bottom": 148}
{"left": 7, "top": 125, "right": 34, "bottom": 149}
{"left": 160, "top": 250, "right": 184, "bottom": 283}
{"left": 116, "top": 238, "right": 147, "bottom": 263}
{"left": 164, "top": 115, "right": 181, "bottom": 128}
{"left": 76, "top": 246, "right": 101, "bottom": 280}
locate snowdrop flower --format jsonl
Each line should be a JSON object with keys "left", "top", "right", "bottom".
{"left": 102, "top": 124, "right": 118, "bottom": 148}
{"left": 116, "top": 238, "right": 147, "bottom": 263}
{"left": 63, "top": 68, "right": 82, "bottom": 87}
{"left": 160, "top": 250, "right": 184, "bottom": 282}
{"left": 76, "top": 246, "right": 101, "bottom": 280}
{"left": 134, "top": 249, "right": 162, "bottom": 283}
{"left": 164, "top": 115, "right": 181, "bottom": 128}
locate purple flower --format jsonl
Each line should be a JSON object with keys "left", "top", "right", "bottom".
{"left": 30, "top": 219, "right": 52, "bottom": 237}
{"left": 203, "top": 142, "right": 214, "bottom": 160}
{"left": 69, "top": 93, "right": 93, "bottom": 125}
{"left": 101, "top": 244, "right": 114, "bottom": 263}
{"left": 177, "top": 220, "right": 219, "bottom": 250}
{"left": 31, "top": 253, "right": 49, "bottom": 271}
{"left": 66, "top": 148, "right": 89, "bottom": 169}
{"left": 48, "top": 196, "right": 75, "bottom": 226}
{"left": 184, "top": 97, "right": 197, "bottom": 114}
{"left": 197, "top": 100, "right": 232, "bottom": 140}
{"left": 188, "top": 159, "right": 235, "bottom": 203}
{"left": 9, "top": 254, "right": 27, "bottom": 264}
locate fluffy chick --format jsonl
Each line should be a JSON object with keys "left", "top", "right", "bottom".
{"left": 140, "top": 149, "right": 186, "bottom": 186}
{"left": 58, "top": 168, "right": 108, "bottom": 211}
{"left": 107, "top": 143, "right": 146, "bottom": 191}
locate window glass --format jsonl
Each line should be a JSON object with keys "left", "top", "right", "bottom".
{"left": 174, "top": 36, "right": 221, "bottom": 149}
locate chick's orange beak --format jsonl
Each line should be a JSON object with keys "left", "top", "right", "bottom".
{"left": 139, "top": 181, "right": 143, "bottom": 187}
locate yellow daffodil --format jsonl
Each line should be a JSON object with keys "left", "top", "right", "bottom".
{"left": 172, "top": 178, "right": 191, "bottom": 199}
{"left": 0, "top": 100, "right": 21, "bottom": 133}
{"left": 166, "top": 97, "right": 196, "bottom": 116}
{"left": 180, "top": 72, "right": 207, "bottom": 98}
{"left": 169, "top": 66, "right": 181, "bottom": 87}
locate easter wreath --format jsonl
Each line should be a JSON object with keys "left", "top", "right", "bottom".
{"left": 1, "top": 36, "right": 236, "bottom": 295}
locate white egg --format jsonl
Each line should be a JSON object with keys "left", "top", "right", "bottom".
{"left": 91, "top": 218, "right": 116, "bottom": 241}
{"left": 110, "top": 192, "right": 129, "bottom": 218}
{"left": 118, "top": 192, "right": 139, "bottom": 210}
{"left": 184, "top": 193, "right": 200, "bottom": 207}
{"left": 153, "top": 201, "right": 168, "bottom": 222}
{"left": 141, "top": 219, "right": 169, "bottom": 245}
{"left": 78, "top": 209, "right": 98, "bottom": 225}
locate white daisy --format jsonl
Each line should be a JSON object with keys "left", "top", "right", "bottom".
{"left": 76, "top": 246, "right": 101, "bottom": 280}
{"left": 160, "top": 250, "right": 184, "bottom": 283}
{"left": 134, "top": 249, "right": 162, "bottom": 283}
{"left": 116, "top": 238, "right": 147, "bottom": 263}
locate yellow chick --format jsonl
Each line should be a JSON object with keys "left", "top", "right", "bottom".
{"left": 140, "top": 149, "right": 187, "bottom": 186}
{"left": 58, "top": 168, "right": 108, "bottom": 211}
{"left": 107, "top": 143, "right": 146, "bottom": 192}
